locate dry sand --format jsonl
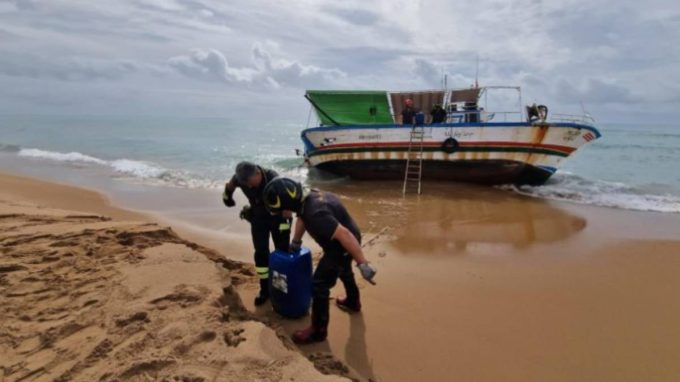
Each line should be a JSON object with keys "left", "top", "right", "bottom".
{"left": 0, "top": 173, "right": 350, "bottom": 382}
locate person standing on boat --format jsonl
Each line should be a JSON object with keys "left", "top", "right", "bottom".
{"left": 430, "top": 103, "right": 447, "bottom": 124}
{"left": 222, "top": 161, "right": 291, "bottom": 306}
{"left": 401, "top": 98, "right": 418, "bottom": 125}
{"left": 263, "top": 177, "right": 377, "bottom": 344}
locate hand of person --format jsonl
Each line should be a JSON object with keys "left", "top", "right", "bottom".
{"left": 222, "top": 191, "right": 236, "bottom": 207}
{"left": 239, "top": 205, "right": 252, "bottom": 222}
{"left": 357, "top": 262, "right": 377, "bottom": 285}
{"left": 289, "top": 239, "right": 302, "bottom": 253}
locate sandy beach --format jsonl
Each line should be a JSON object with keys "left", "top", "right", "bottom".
{"left": 0, "top": 173, "right": 350, "bottom": 381}
{"left": 2, "top": 172, "right": 680, "bottom": 382}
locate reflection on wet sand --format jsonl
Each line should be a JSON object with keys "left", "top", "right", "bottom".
{"left": 314, "top": 181, "right": 587, "bottom": 255}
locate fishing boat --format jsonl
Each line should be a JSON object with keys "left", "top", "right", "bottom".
{"left": 300, "top": 86, "right": 600, "bottom": 187}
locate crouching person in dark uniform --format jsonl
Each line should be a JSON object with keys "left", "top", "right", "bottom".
{"left": 263, "top": 177, "right": 377, "bottom": 344}
{"left": 222, "top": 162, "right": 291, "bottom": 306}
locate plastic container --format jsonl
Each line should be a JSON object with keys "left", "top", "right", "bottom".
{"left": 269, "top": 246, "right": 313, "bottom": 318}
{"left": 415, "top": 111, "right": 425, "bottom": 125}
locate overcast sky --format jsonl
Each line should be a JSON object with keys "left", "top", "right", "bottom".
{"left": 0, "top": 0, "right": 678, "bottom": 123}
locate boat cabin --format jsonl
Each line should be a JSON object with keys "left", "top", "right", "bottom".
{"left": 304, "top": 87, "right": 528, "bottom": 127}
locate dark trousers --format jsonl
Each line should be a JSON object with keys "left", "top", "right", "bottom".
{"left": 311, "top": 250, "right": 360, "bottom": 329}
{"left": 251, "top": 214, "right": 290, "bottom": 280}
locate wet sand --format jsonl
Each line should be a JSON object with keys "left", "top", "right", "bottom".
{"left": 3, "top": 171, "right": 680, "bottom": 381}
{"left": 241, "top": 182, "right": 680, "bottom": 382}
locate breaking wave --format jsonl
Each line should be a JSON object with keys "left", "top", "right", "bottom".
{"left": 17, "top": 147, "right": 222, "bottom": 189}
{"left": 19, "top": 148, "right": 107, "bottom": 165}
{"left": 503, "top": 172, "right": 680, "bottom": 213}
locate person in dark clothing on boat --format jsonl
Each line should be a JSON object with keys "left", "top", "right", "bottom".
{"left": 430, "top": 103, "right": 447, "bottom": 124}
{"left": 263, "top": 177, "right": 377, "bottom": 344}
{"left": 222, "top": 161, "right": 291, "bottom": 306}
{"left": 401, "top": 98, "right": 417, "bottom": 125}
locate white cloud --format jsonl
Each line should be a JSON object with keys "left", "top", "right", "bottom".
{"left": 168, "top": 43, "right": 346, "bottom": 89}
{"left": 168, "top": 49, "right": 257, "bottom": 83}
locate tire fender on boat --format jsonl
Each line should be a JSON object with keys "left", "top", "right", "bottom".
{"left": 442, "top": 138, "right": 459, "bottom": 154}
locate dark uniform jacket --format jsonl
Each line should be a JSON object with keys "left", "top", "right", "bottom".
{"left": 401, "top": 107, "right": 416, "bottom": 125}
{"left": 299, "top": 190, "right": 361, "bottom": 254}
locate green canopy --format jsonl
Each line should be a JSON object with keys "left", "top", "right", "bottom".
{"left": 305, "top": 90, "right": 394, "bottom": 125}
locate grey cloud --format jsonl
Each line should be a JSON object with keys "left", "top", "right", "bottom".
{"left": 7, "top": 0, "right": 35, "bottom": 11}
{"left": 3, "top": 1, "right": 174, "bottom": 44}
{"left": 318, "top": 46, "right": 413, "bottom": 73}
{"left": 555, "top": 78, "right": 635, "bottom": 104}
{"left": 322, "top": 6, "right": 381, "bottom": 26}
{"left": 413, "top": 59, "right": 442, "bottom": 87}
{"left": 0, "top": 54, "right": 145, "bottom": 81}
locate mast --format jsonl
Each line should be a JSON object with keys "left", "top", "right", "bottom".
{"left": 475, "top": 55, "right": 479, "bottom": 89}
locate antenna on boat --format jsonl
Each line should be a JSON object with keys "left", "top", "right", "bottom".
{"left": 474, "top": 54, "right": 479, "bottom": 88}
{"left": 441, "top": 68, "right": 444, "bottom": 89}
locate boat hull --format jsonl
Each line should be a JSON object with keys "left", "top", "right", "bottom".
{"left": 301, "top": 122, "right": 600, "bottom": 185}
{"left": 313, "top": 159, "right": 552, "bottom": 185}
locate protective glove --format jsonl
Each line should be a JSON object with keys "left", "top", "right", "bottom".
{"left": 357, "top": 262, "right": 377, "bottom": 285}
{"left": 222, "top": 191, "right": 235, "bottom": 207}
{"left": 289, "top": 239, "right": 302, "bottom": 253}
{"left": 239, "top": 205, "right": 252, "bottom": 222}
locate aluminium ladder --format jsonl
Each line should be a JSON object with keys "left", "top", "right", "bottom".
{"left": 402, "top": 126, "right": 425, "bottom": 195}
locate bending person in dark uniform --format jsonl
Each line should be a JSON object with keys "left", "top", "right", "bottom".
{"left": 263, "top": 177, "right": 377, "bottom": 344}
{"left": 222, "top": 162, "right": 291, "bottom": 306}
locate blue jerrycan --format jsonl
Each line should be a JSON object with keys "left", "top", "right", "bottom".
{"left": 415, "top": 111, "right": 426, "bottom": 125}
{"left": 269, "top": 246, "right": 313, "bottom": 318}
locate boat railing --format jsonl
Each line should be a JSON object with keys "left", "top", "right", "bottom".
{"left": 549, "top": 113, "right": 596, "bottom": 125}
{"left": 446, "top": 110, "right": 522, "bottom": 123}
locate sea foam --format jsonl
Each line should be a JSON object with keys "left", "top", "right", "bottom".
{"left": 504, "top": 172, "right": 680, "bottom": 213}
{"left": 17, "top": 147, "right": 220, "bottom": 189}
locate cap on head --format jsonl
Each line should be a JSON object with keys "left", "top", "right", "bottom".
{"left": 263, "top": 177, "right": 304, "bottom": 214}
{"left": 235, "top": 161, "right": 258, "bottom": 184}
{"left": 404, "top": 98, "right": 414, "bottom": 107}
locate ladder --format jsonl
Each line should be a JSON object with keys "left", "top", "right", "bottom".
{"left": 402, "top": 126, "right": 425, "bottom": 195}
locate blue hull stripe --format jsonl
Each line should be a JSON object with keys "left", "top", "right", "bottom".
{"left": 301, "top": 122, "right": 601, "bottom": 139}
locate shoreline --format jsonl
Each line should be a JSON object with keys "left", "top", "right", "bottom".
{"left": 3, "top": 170, "right": 680, "bottom": 381}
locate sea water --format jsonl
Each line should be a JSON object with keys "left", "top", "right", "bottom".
{"left": 1, "top": 115, "right": 679, "bottom": 213}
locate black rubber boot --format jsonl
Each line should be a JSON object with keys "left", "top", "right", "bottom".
{"left": 254, "top": 278, "right": 269, "bottom": 306}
